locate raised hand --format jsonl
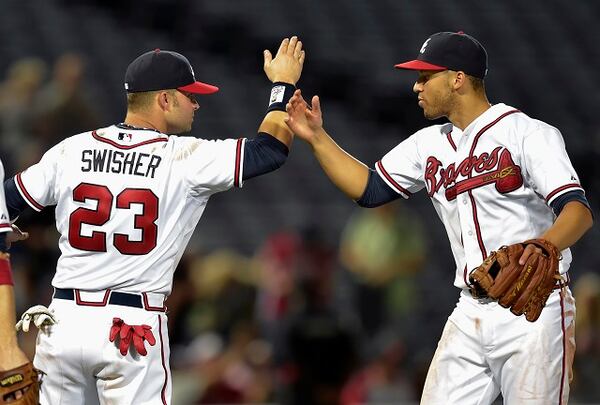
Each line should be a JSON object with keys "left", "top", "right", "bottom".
{"left": 285, "top": 89, "right": 323, "bottom": 143}
{"left": 263, "top": 36, "right": 305, "bottom": 85}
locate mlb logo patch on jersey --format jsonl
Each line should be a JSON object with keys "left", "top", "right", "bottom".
{"left": 118, "top": 132, "right": 133, "bottom": 141}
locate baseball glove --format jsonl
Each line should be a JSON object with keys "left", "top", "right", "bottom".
{"left": 469, "top": 238, "right": 561, "bottom": 322}
{"left": 0, "top": 362, "right": 39, "bottom": 404}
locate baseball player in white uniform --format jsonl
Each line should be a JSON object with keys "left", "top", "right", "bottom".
{"left": 3, "top": 36, "right": 305, "bottom": 404}
{"left": 285, "top": 32, "right": 593, "bottom": 404}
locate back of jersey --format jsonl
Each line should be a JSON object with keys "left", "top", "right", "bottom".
{"left": 15, "top": 125, "right": 243, "bottom": 295}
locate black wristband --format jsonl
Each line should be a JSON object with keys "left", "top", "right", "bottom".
{"left": 267, "top": 82, "right": 296, "bottom": 113}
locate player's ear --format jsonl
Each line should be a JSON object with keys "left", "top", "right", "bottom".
{"left": 452, "top": 71, "right": 467, "bottom": 91}
{"left": 157, "top": 91, "right": 171, "bottom": 111}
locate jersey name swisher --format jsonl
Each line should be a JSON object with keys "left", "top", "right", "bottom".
{"left": 425, "top": 146, "right": 523, "bottom": 201}
{"left": 81, "top": 149, "right": 162, "bottom": 178}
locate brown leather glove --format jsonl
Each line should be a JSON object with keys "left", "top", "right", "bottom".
{"left": 469, "top": 238, "right": 561, "bottom": 322}
{"left": 0, "top": 362, "right": 39, "bottom": 404}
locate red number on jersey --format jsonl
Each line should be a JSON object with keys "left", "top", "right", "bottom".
{"left": 114, "top": 188, "right": 158, "bottom": 255}
{"left": 69, "top": 183, "right": 158, "bottom": 255}
{"left": 69, "top": 183, "right": 113, "bottom": 252}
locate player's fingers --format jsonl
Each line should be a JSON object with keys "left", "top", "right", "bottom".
{"left": 519, "top": 244, "right": 536, "bottom": 265}
{"left": 288, "top": 89, "right": 301, "bottom": 107}
{"left": 16, "top": 232, "right": 28, "bottom": 241}
{"left": 34, "top": 315, "right": 46, "bottom": 328}
{"left": 287, "top": 36, "right": 298, "bottom": 55}
{"left": 278, "top": 37, "right": 290, "bottom": 55}
{"left": 312, "top": 95, "right": 321, "bottom": 115}
{"left": 263, "top": 50, "right": 272, "bottom": 69}
{"left": 299, "top": 50, "right": 306, "bottom": 65}
{"left": 293, "top": 39, "right": 303, "bottom": 58}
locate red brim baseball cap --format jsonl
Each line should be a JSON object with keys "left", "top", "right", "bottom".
{"left": 394, "top": 31, "right": 488, "bottom": 79}
{"left": 394, "top": 60, "right": 447, "bottom": 71}
{"left": 178, "top": 81, "right": 219, "bottom": 94}
{"left": 125, "top": 49, "right": 220, "bottom": 94}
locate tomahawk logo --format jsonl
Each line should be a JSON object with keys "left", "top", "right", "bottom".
{"left": 420, "top": 38, "right": 432, "bottom": 54}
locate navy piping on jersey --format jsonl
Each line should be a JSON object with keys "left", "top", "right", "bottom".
{"left": 242, "top": 133, "right": 289, "bottom": 181}
{"left": 356, "top": 169, "right": 400, "bottom": 207}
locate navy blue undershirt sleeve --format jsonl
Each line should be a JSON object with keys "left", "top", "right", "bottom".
{"left": 356, "top": 169, "right": 401, "bottom": 208}
{"left": 4, "top": 177, "right": 28, "bottom": 220}
{"left": 242, "top": 133, "right": 289, "bottom": 181}
{"left": 550, "top": 190, "right": 592, "bottom": 217}
{"left": 0, "top": 233, "right": 6, "bottom": 252}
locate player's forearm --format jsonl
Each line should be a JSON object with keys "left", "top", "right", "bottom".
{"left": 309, "top": 128, "right": 369, "bottom": 200}
{"left": 0, "top": 285, "right": 18, "bottom": 347}
{"left": 541, "top": 201, "right": 593, "bottom": 251}
{"left": 258, "top": 111, "right": 293, "bottom": 148}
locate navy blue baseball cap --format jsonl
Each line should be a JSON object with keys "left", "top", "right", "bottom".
{"left": 395, "top": 31, "right": 488, "bottom": 79}
{"left": 125, "top": 49, "right": 219, "bottom": 94}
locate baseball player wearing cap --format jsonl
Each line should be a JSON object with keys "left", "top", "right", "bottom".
{"left": 285, "top": 32, "right": 593, "bottom": 404}
{"left": 2, "top": 36, "right": 305, "bottom": 404}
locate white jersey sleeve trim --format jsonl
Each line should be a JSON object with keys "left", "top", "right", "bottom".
{"left": 545, "top": 183, "right": 584, "bottom": 205}
{"left": 234, "top": 138, "right": 246, "bottom": 188}
{"left": 375, "top": 160, "right": 411, "bottom": 199}
{"left": 15, "top": 172, "right": 44, "bottom": 212}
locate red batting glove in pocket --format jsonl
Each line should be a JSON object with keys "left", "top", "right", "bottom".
{"left": 109, "top": 317, "right": 156, "bottom": 356}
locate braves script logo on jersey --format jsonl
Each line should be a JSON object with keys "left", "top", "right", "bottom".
{"left": 425, "top": 147, "right": 523, "bottom": 201}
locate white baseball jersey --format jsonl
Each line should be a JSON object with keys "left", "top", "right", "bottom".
{"left": 0, "top": 159, "right": 11, "bottom": 235}
{"left": 376, "top": 103, "right": 583, "bottom": 289}
{"left": 14, "top": 124, "right": 246, "bottom": 295}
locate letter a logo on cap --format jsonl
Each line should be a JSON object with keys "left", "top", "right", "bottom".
{"left": 420, "top": 38, "right": 432, "bottom": 54}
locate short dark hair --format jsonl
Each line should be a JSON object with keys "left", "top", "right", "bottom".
{"left": 126, "top": 89, "right": 178, "bottom": 112}
{"left": 468, "top": 75, "right": 485, "bottom": 93}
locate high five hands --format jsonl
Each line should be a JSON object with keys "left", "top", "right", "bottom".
{"left": 285, "top": 89, "right": 323, "bottom": 143}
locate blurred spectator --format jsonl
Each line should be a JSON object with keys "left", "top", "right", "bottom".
{"left": 254, "top": 230, "right": 301, "bottom": 367}
{"left": 284, "top": 227, "right": 358, "bottom": 405}
{"left": 31, "top": 53, "right": 100, "bottom": 151}
{"left": 571, "top": 272, "right": 600, "bottom": 402}
{"left": 253, "top": 227, "right": 359, "bottom": 405}
{"left": 340, "top": 333, "right": 416, "bottom": 404}
{"left": 196, "top": 322, "right": 274, "bottom": 404}
{"left": 339, "top": 202, "right": 427, "bottom": 342}
{"left": 191, "top": 249, "right": 258, "bottom": 340}
{"left": 0, "top": 57, "right": 47, "bottom": 172}
{"left": 170, "top": 249, "right": 257, "bottom": 365}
